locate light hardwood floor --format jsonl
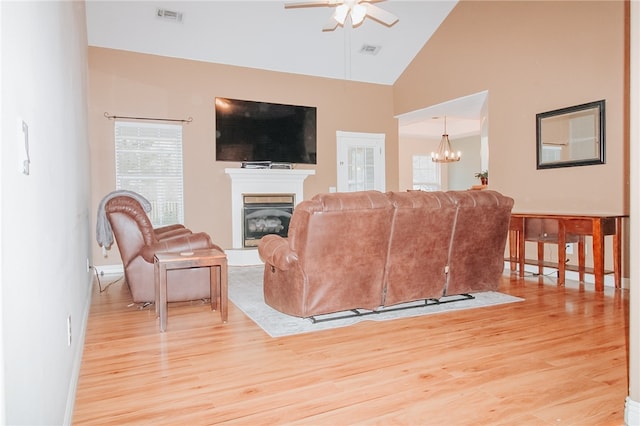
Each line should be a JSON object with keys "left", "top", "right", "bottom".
{"left": 73, "top": 269, "right": 629, "bottom": 425}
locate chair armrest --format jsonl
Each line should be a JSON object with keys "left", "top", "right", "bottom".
{"left": 155, "top": 227, "right": 193, "bottom": 241}
{"left": 258, "top": 234, "right": 297, "bottom": 271}
{"left": 154, "top": 224, "right": 186, "bottom": 235}
{"left": 140, "top": 232, "right": 217, "bottom": 263}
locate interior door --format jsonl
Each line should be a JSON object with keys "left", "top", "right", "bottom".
{"left": 336, "top": 131, "right": 385, "bottom": 192}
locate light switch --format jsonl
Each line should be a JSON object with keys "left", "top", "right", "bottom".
{"left": 18, "top": 118, "right": 30, "bottom": 175}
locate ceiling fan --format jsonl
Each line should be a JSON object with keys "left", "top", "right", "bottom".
{"left": 285, "top": 0, "right": 399, "bottom": 32}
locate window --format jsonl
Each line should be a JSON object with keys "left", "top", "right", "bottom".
{"left": 115, "top": 121, "right": 184, "bottom": 227}
{"left": 412, "top": 155, "right": 441, "bottom": 191}
{"left": 347, "top": 146, "right": 376, "bottom": 191}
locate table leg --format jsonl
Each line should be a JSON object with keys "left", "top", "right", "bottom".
{"left": 509, "top": 229, "right": 517, "bottom": 271}
{"left": 593, "top": 219, "right": 605, "bottom": 292}
{"left": 518, "top": 229, "right": 525, "bottom": 277}
{"left": 210, "top": 265, "right": 218, "bottom": 311}
{"left": 154, "top": 257, "right": 160, "bottom": 317}
{"left": 159, "top": 264, "right": 168, "bottom": 332}
{"left": 558, "top": 221, "right": 566, "bottom": 285}
{"left": 220, "top": 259, "right": 228, "bottom": 323}
{"left": 614, "top": 217, "right": 622, "bottom": 288}
{"left": 578, "top": 235, "right": 585, "bottom": 283}
{"left": 537, "top": 241, "right": 544, "bottom": 276}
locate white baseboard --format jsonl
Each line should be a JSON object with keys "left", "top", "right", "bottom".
{"left": 626, "top": 396, "right": 640, "bottom": 425}
{"left": 63, "top": 273, "right": 95, "bottom": 425}
{"left": 101, "top": 258, "right": 623, "bottom": 285}
{"left": 225, "top": 248, "right": 263, "bottom": 266}
{"left": 503, "top": 261, "right": 624, "bottom": 289}
{"left": 93, "top": 264, "right": 123, "bottom": 276}
{"left": 94, "top": 248, "right": 264, "bottom": 276}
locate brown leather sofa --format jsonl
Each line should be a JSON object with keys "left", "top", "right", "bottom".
{"left": 258, "top": 190, "right": 514, "bottom": 318}
{"left": 105, "top": 195, "right": 223, "bottom": 303}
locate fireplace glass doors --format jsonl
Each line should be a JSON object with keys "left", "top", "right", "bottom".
{"left": 243, "top": 194, "right": 294, "bottom": 247}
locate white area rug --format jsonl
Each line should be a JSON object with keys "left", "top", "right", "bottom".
{"left": 228, "top": 265, "right": 524, "bottom": 337}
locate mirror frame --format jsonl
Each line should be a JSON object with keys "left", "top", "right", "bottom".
{"left": 536, "top": 99, "right": 605, "bottom": 169}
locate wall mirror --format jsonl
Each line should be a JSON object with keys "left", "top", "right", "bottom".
{"left": 536, "top": 99, "right": 605, "bottom": 169}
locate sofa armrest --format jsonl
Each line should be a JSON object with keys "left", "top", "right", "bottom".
{"left": 258, "top": 234, "right": 298, "bottom": 271}
{"left": 140, "top": 232, "right": 217, "bottom": 263}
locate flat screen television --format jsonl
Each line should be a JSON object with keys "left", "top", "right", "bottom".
{"left": 215, "top": 97, "right": 317, "bottom": 165}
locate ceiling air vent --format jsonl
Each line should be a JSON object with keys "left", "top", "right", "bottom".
{"left": 156, "top": 8, "right": 183, "bottom": 23}
{"left": 359, "top": 44, "right": 382, "bottom": 55}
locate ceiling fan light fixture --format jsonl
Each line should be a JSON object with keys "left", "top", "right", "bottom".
{"left": 285, "top": 0, "right": 399, "bottom": 32}
{"left": 351, "top": 4, "right": 367, "bottom": 25}
{"left": 334, "top": 4, "right": 349, "bottom": 25}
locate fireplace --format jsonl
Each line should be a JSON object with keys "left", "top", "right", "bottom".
{"left": 243, "top": 194, "right": 294, "bottom": 247}
{"left": 224, "top": 168, "right": 315, "bottom": 265}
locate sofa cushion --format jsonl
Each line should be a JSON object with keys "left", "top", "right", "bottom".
{"left": 383, "top": 191, "right": 457, "bottom": 305}
{"left": 444, "top": 190, "right": 514, "bottom": 295}
{"left": 263, "top": 191, "right": 394, "bottom": 316}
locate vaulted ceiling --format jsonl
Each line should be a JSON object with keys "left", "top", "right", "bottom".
{"left": 86, "top": 0, "right": 458, "bottom": 85}
{"left": 85, "top": 0, "right": 483, "bottom": 138}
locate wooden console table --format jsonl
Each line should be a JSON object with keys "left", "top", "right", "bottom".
{"left": 508, "top": 213, "right": 624, "bottom": 291}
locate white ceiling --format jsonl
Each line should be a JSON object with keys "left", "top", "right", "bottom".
{"left": 85, "top": 0, "right": 483, "bottom": 138}
{"left": 396, "top": 90, "right": 487, "bottom": 139}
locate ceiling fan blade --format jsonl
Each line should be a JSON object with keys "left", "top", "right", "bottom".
{"left": 284, "top": 0, "right": 340, "bottom": 8}
{"left": 363, "top": 3, "right": 398, "bottom": 26}
{"left": 322, "top": 13, "right": 339, "bottom": 31}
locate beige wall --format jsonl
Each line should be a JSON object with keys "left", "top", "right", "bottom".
{"left": 395, "top": 0, "right": 628, "bottom": 215}
{"left": 89, "top": 1, "right": 627, "bottom": 270}
{"left": 88, "top": 47, "right": 398, "bottom": 266}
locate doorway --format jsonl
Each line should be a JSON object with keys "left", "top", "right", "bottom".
{"left": 396, "top": 91, "right": 488, "bottom": 191}
{"left": 336, "top": 131, "right": 386, "bottom": 192}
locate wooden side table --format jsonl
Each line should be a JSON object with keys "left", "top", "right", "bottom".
{"left": 153, "top": 248, "right": 228, "bottom": 332}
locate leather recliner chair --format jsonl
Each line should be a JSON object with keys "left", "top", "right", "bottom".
{"left": 105, "top": 195, "right": 223, "bottom": 303}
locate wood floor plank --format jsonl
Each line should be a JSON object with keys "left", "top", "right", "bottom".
{"left": 73, "top": 271, "right": 628, "bottom": 425}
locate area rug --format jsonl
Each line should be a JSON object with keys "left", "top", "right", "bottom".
{"left": 228, "top": 265, "right": 524, "bottom": 337}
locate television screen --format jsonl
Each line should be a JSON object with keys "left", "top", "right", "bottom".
{"left": 215, "top": 97, "right": 317, "bottom": 164}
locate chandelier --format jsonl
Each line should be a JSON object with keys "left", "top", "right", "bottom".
{"left": 431, "top": 115, "right": 461, "bottom": 163}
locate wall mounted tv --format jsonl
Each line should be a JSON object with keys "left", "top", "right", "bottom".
{"left": 215, "top": 97, "right": 317, "bottom": 165}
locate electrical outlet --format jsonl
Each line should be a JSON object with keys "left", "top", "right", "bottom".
{"left": 565, "top": 243, "right": 573, "bottom": 255}
{"left": 67, "top": 316, "right": 72, "bottom": 346}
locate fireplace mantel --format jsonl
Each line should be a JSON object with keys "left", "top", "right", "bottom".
{"left": 224, "top": 168, "right": 315, "bottom": 265}
{"left": 225, "top": 167, "right": 315, "bottom": 185}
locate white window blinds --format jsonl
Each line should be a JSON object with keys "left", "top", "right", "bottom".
{"left": 115, "top": 121, "right": 184, "bottom": 227}
{"left": 412, "top": 155, "right": 441, "bottom": 191}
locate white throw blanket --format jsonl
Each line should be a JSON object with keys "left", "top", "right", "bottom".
{"left": 96, "top": 190, "right": 152, "bottom": 249}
